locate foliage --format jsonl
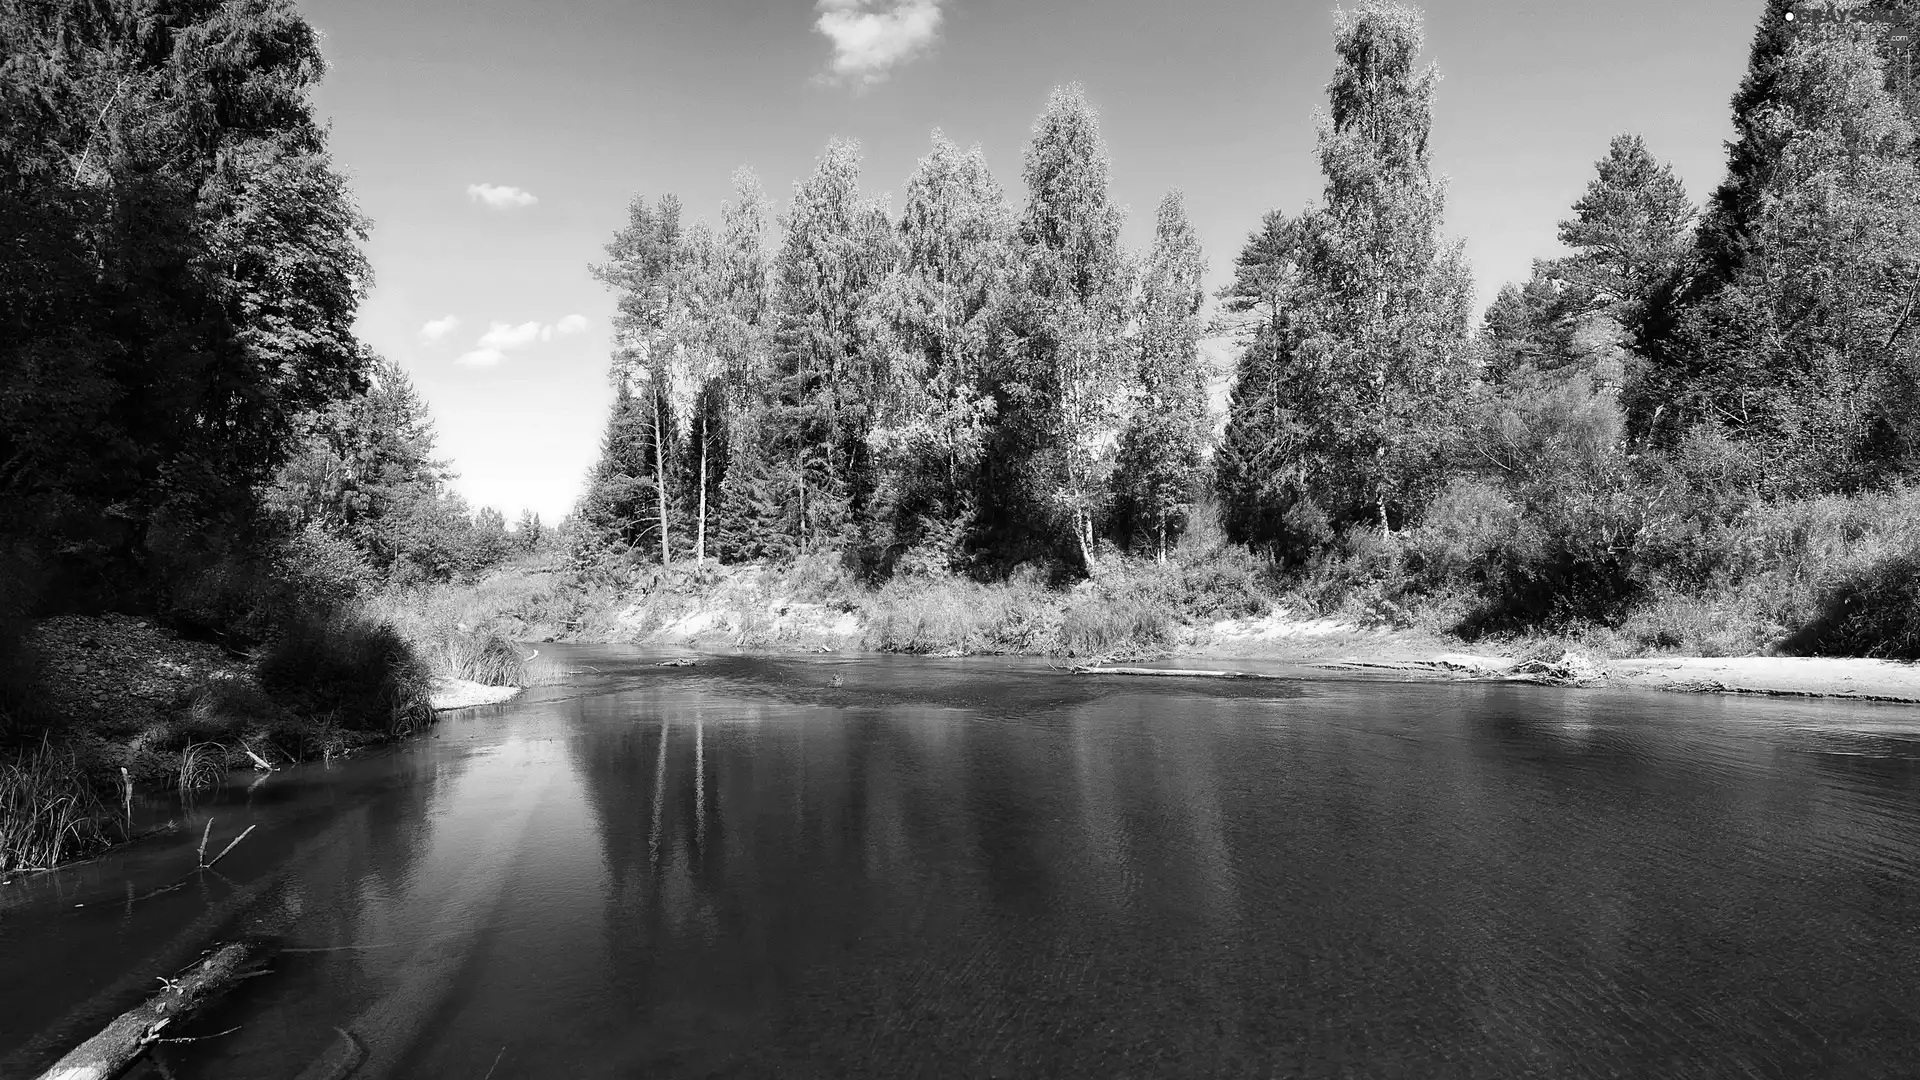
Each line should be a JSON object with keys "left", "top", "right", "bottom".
{"left": 1002, "top": 84, "right": 1133, "bottom": 572}
{"left": 1, "top": 739, "right": 114, "bottom": 873}
{"left": 1, "top": 0, "right": 371, "bottom": 611}
{"left": 256, "top": 604, "right": 436, "bottom": 736}
{"left": 1652, "top": 10, "right": 1920, "bottom": 492}
{"left": 1113, "top": 191, "right": 1211, "bottom": 560}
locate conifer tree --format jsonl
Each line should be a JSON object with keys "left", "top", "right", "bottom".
{"left": 706, "top": 167, "right": 779, "bottom": 564}
{"left": 765, "top": 140, "right": 900, "bottom": 553}
{"left": 1214, "top": 211, "right": 1314, "bottom": 551}
{"left": 1113, "top": 191, "right": 1210, "bottom": 561}
{"left": 1664, "top": 6, "right": 1920, "bottom": 491}
{"left": 1553, "top": 134, "right": 1695, "bottom": 335}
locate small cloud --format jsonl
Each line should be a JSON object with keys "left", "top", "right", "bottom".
{"left": 467, "top": 183, "right": 538, "bottom": 209}
{"left": 556, "top": 313, "right": 589, "bottom": 335}
{"left": 418, "top": 315, "right": 460, "bottom": 342}
{"left": 457, "top": 348, "right": 505, "bottom": 366}
{"left": 814, "top": 0, "right": 943, "bottom": 87}
{"left": 478, "top": 321, "right": 545, "bottom": 350}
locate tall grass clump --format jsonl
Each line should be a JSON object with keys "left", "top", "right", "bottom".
{"left": 862, "top": 574, "right": 1056, "bottom": 655}
{"left": 1, "top": 739, "right": 115, "bottom": 873}
{"left": 257, "top": 605, "right": 435, "bottom": 736}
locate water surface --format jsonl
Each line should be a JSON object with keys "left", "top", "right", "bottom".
{"left": 5, "top": 648, "right": 1920, "bottom": 1078}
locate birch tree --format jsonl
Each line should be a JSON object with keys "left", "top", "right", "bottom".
{"left": 591, "top": 195, "right": 687, "bottom": 564}
{"left": 869, "top": 131, "right": 1014, "bottom": 570}
{"left": 1011, "top": 84, "right": 1132, "bottom": 573}
{"left": 1287, "top": 0, "right": 1474, "bottom": 535}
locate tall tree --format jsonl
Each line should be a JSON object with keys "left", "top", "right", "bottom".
{"left": 1285, "top": 0, "right": 1475, "bottom": 534}
{"left": 1553, "top": 134, "right": 1695, "bottom": 337}
{"left": 1694, "top": 0, "right": 1799, "bottom": 292}
{"left": 764, "top": 139, "right": 899, "bottom": 553}
{"left": 1006, "top": 84, "right": 1132, "bottom": 573}
{"left": 1214, "top": 210, "right": 1315, "bottom": 551}
{"left": 1662, "top": 6, "right": 1920, "bottom": 492}
{"left": 591, "top": 194, "right": 690, "bottom": 564}
{"left": 1, "top": 0, "right": 371, "bottom": 606}
{"left": 1114, "top": 191, "right": 1210, "bottom": 561}
{"left": 708, "top": 168, "right": 791, "bottom": 565}
{"left": 868, "top": 131, "right": 1014, "bottom": 571}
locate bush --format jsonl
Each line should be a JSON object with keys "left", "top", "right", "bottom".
{"left": 1783, "top": 549, "right": 1920, "bottom": 660}
{"left": 257, "top": 605, "right": 436, "bottom": 735}
{"left": 1403, "top": 478, "right": 1522, "bottom": 588}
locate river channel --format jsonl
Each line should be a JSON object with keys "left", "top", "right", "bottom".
{"left": 4, "top": 647, "right": 1920, "bottom": 1077}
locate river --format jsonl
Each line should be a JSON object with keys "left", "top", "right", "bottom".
{"left": 4, "top": 647, "right": 1920, "bottom": 1078}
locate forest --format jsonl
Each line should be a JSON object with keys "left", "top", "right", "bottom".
{"left": 565, "top": 0, "right": 1920, "bottom": 658}
{"left": 3, "top": 0, "right": 1920, "bottom": 863}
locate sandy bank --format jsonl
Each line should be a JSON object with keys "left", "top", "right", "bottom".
{"left": 429, "top": 679, "right": 522, "bottom": 710}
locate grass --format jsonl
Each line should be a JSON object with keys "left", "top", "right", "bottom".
{"left": 1, "top": 738, "right": 117, "bottom": 873}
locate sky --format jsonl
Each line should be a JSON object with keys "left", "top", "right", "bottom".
{"left": 300, "top": 0, "right": 1764, "bottom": 526}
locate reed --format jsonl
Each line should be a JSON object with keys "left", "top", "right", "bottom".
{"left": 0, "top": 738, "right": 113, "bottom": 873}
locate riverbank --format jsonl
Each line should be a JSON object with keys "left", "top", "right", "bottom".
{"left": 450, "top": 553, "right": 1920, "bottom": 705}
{"left": 0, "top": 610, "right": 527, "bottom": 876}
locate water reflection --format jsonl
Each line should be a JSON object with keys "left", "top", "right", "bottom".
{"left": 4, "top": 656, "right": 1920, "bottom": 1078}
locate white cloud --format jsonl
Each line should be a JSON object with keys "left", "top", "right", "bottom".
{"left": 455, "top": 316, "right": 588, "bottom": 366}
{"left": 478, "top": 321, "right": 545, "bottom": 350}
{"left": 418, "top": 315, "right": 460, "bottom": 342}
{"left": 814, "top": 0, "right": 942, "bottom": 87}
{"left": 466, "top": 183, "right": 538, "bottom": 209}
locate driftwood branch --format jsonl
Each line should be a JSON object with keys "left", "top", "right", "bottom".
{"left": 1071, "top": 665, "right": 1284, "bottom": 680}
{"left": 34, "top": 940, "right": 275, "bottom": 1080}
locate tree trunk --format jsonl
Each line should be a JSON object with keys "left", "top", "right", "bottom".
{"left": 695, "top": 432, "right": 708, "bottom": 566}
{"left": 36, "top": 940, "right": 275, "bottom": 1080}
{"left": 1076, "top": 508, "right": 1098, "bottom": 577}
{"left": 1157, "top": 508, "right": 1168, "bottom": 565}
{"left": 654, "top": 392, "right": 671, "bottom": 566}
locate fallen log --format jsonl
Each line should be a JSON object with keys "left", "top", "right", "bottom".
{"left": 36, "top": 939, "right": 275, "bottom": 1080}
{"left": 1071, "top": 665, "right": 1281, "bottom": 679}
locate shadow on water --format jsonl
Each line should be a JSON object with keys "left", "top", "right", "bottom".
{"left": 5, "top": 647, "right": 1920, "bottom": 1077}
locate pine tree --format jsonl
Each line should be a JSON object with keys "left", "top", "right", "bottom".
{"left": 707, "top": 168, "right": 781, "bottom": 564}
{"left": 1554, "top": 134, "right": 1695, "bottom": 333}
{"left": 1285, "top": 0, "right": 1475, "bottom": 535}
{"left": 1113, "top": 191, "right": 1210, "bottom": 561}
{"left": 1005, "top": 84, "right": 1132, "bottom": 573}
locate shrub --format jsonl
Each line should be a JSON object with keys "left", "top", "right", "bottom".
{"left": 1403, "top": 478, "right": 1522, "bottom": 588}
{"left": 257, "top": 605, "right": 435, "bottom": 735}
{"left": 1782, "top": 549, "right": 1920, "bottom": 660}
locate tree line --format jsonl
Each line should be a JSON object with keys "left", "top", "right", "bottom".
{"left": 576, "top": 92, "right": 1214, "bottom": 579}
{"left": 576, "top": 0, "right": 1920, "bottom": 627}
